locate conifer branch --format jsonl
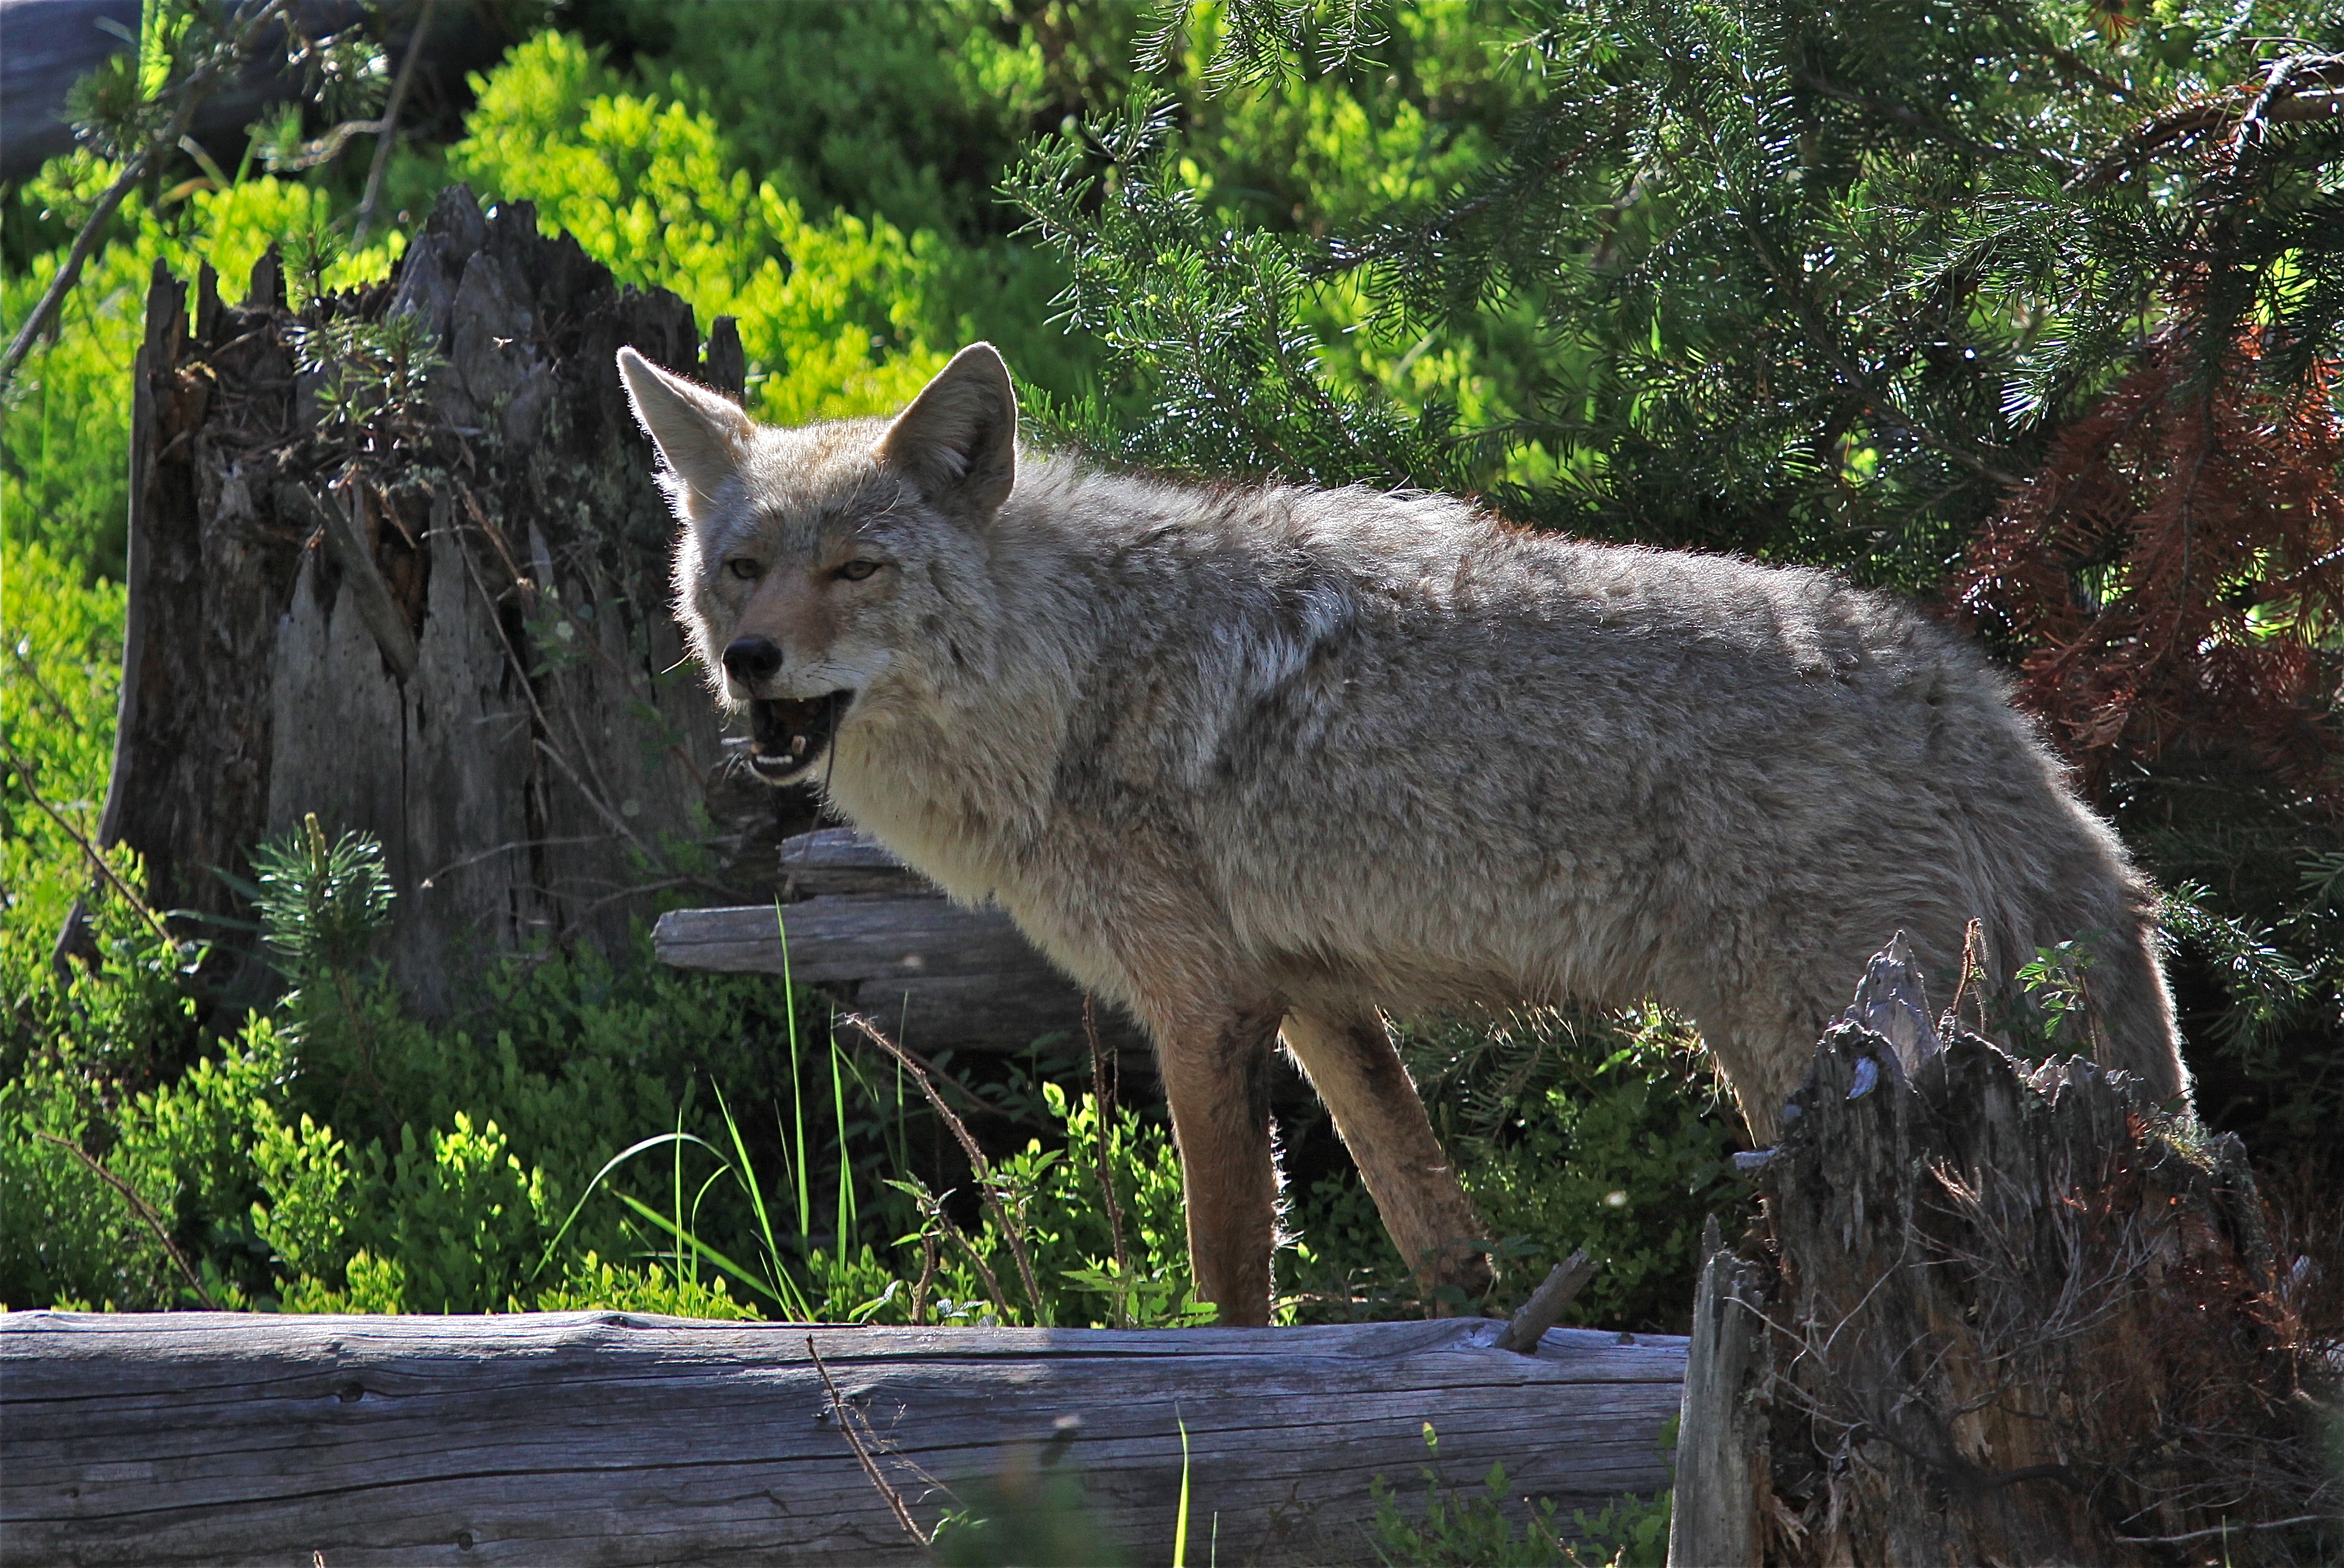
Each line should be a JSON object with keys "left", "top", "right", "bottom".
{"left": 0, "top": 0, "right": 297, "bottom": 396}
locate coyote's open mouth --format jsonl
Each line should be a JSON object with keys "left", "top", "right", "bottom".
{"left": 746, "top": 691, "right": 853, "bottom": 781}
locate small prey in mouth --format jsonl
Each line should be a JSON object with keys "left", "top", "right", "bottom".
{"left": 745, "top": 691, "right": 854, "bottom": 781}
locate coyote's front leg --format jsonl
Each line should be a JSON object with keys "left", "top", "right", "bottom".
{"left": 1151, "top": 998, "right": 1285, "bottom": 1327}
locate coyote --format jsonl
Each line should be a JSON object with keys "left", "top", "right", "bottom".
{"left": 618, "top": 342, "right": 2189, "bottom": 1327}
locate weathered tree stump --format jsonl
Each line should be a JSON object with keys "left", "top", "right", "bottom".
{"left": 90, "top": 184, "right": 808, "bottom": 1017}
{"left": 1, "top": 1311, "right": 1686, "bottom": 1567}
{"left": 1667, "top": 943, "right": 2332, "bottom": 1565}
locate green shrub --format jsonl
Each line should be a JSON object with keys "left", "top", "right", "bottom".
{"left": 449, "top": 29, "right": 952, "bottom": 424}
{"left": 1280, "top": 1006, "right": 1751, "bottom": 1332}
{"left": 1366, "top": 1421, "right": 1672, "bottom": 1567}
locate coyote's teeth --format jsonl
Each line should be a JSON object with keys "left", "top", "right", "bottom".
{"left": 790, "top": 735, "right": 808, "bottom": 757}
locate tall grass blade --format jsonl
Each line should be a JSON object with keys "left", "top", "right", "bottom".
{"left": 831, "top": 1031, "right": 855, "bottom": 1261}
{"left": 712, "top": 1079, "right": 799, "bottom": 1316}
{"left": 672, "top": 1098, "right": 690, "bottom": 1285}
{"left": 532, "top": 1130, "right": 729, "bottom": 1280}
{"left": 778, "top": 900, "right": 811, "bottom": 1241}
{"left": 1174, "top": 1405, "right": 1193, "bottom": 1568}
{"left": 611, "top": 1193, "right": 802, "bottom": 1313}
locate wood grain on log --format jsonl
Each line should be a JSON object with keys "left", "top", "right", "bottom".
{"left": 775, "top": 826, "right": 932, "bottom": 900}
{"left": 654, "top": 846, "right": 1153, "bottom": 1054}
{"left": 1, "top": 1311, "right": 1686, "bottom": 1568}
{"left": 654, "top": 898, "right": 1050, "bottom": 985}
{"left": 1665, "top": 1223, "right": 1763, "bottom": 1568}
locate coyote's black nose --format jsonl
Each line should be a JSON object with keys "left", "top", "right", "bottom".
{"left": 723, "top": 636, "right": 783, "bottom": 684}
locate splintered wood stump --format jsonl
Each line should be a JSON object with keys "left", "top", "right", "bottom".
{"left": 1, "top": 1313, "right": 1685, "bottom": 1567}
{"left": 89, "top": 182, "right": 802, "bottom": 1019}
{"left": 1667, "top": 945, "right": 2320, "bottom": 1566}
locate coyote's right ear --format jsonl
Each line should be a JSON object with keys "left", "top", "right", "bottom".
{"left": 877, "top": 342, "right": 1017, "bottom": 517}
{"left": 616, "top": 347, "right": 753, "bottom": 508}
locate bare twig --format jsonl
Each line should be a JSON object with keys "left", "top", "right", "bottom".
{"left": 2115, "top": 1513, "right": 2339, "bottom": 1546}
{"left": 920, "top": 1194, "right": 1011, "bottom": 1321}
{"left": 449, "top": 498, "right": 688, "bottom": 875}
{"left": 352, "top": 0, "right": 438, "bottom": 247}
{"left": 2081, "top": 58, "right": 2344, "bottom": 187}
{"left": 909, "top": 1231, "right": 939, "bottom": 1327}
{"left": 31, "top": 1132, "right": 216, "bottom": 1307}
{"left": 1083, "top": 994, "right": 1132, "bottom": 1311}
{"left": 806, "top": 1334, "right": 930, "bottom": 1548}
{"left": 418, "top": 834, "right": 611, "bottom": 884}
{"left": 837, "top": 1011, "right": 1047, "bottom": 1321}
{"left": 545, "top": 876, "right": 714, "bottom": 950}
{"left": 0, "top": 734, "right": 173, "bottom": 948}
{"left": 1946, "top": 917, "right": 1988, "bottom": 1038}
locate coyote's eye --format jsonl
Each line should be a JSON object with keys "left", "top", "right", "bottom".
{"left": 836, "top": 559, "right": 882, "bottom": 582}
{"left": 724, "top": 558, "right": 763, "bottom": 581}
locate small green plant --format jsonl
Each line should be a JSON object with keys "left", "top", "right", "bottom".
{"left": 1366, "top": 1421, "right": 1671, "bottom": 1568}
{"left": 276, "top": 217, "right": 444, "bottom": 447}
{"left": 248, "top": 813, "right": 395, "bottom": 980}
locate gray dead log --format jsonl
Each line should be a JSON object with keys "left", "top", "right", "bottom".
{"left": 93, "top": 187, "right": 810, "bottom": 1018}
{"left": 0, "top": 1311, "right": 1686, "bottom": 1567}
{"left": 656, "top": 898, "right": 1045, "bottom": 984}
{"left": 1666, "top": 944, "right": 2322, "bottom": 1566}
{"left": 654, "top": 828, "right": 1151, "bottom": 1055}
{"left": 776, "top": 824, "right": 932, "bottom": 899}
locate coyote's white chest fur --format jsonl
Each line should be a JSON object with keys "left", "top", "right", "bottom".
{"left": 620, "top": 341, "right": 2190, "bottom": 1326}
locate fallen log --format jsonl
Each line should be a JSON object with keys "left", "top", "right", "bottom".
{"left": 1, "top": 1311, "right": 1685, "bottom": 1567}
{"left": 1666, "top": 939, "right": 2335, "bottom": 1566}
{"left": 654, "top": 828, "right": 1149, "bottom": 1056}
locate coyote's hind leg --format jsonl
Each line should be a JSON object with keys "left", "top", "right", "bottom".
{"left": 1281, "top": 1010, "right": 1494, "bottom": 1311}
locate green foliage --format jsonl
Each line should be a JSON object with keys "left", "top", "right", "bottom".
{"left": 250, "top": 815, "right": 396, "bottom": 981}
{"left": 531, "top": 1251, "right": 758, "bottom": 1321}
{"left": 584, "top": 0, "right": 1141, "bottom": 243}
{"left": 449, "top": 29, "right": 954, "bottom": 424}
{"left": 1, "top": 544, "right": 126, "bottom": 952}
{"left": 1010, "top": 0, "right": 2344, "bottom": 609}
{"left": 1, "top": 812, "right": 841, "bottom": 1315}
{"left": 1366, "top": 1420, "right": 1672, "bottom": 1566}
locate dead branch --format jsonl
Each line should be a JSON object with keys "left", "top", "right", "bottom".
{"left": 29, "top": 1132, "right": 216, "bottom": 1308}
{"left": 806, "top": 1334, "right": 931, "bottom": 1548}
{"left": 0, "top": 734, "right": 174, "bottom": 949}
{"left": 837, "top": 1011, "right": 1048, "bottom": 1321}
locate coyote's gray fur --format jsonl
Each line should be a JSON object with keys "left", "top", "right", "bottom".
{"left": 618, "top": 341, "right": 2189, "bottom": 1327}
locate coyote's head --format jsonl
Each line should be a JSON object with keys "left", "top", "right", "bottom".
{"left": 616, "top": 343, "right": 1017, "bottom": 785}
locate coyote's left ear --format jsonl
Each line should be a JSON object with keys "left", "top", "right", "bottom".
{"left": 877, "top": 342, "right": 1017, "bottom": 517}
{"left": 616, "top": 346, "right": 754, "bottom": 509}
